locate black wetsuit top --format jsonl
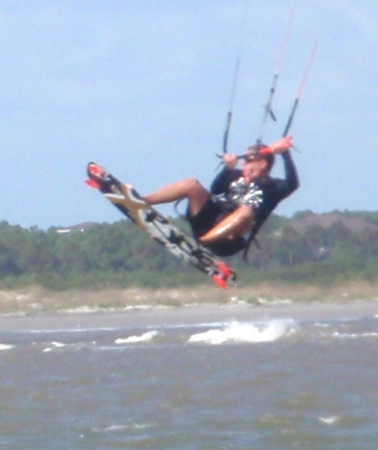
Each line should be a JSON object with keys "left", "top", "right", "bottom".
{"left": 210, "top": 151, "right": 299, "bottom": 239}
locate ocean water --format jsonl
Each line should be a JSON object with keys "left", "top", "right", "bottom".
{"left": 1, "top": 303, "right": 378, "bottom": 449}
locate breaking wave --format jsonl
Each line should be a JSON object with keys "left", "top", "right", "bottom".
{"left": 188, "top": 320, "right": 296, "bottom": 345}
{"left": 115, "top": 330, "right": 159, "bottom": 344}
{"left": 0, "top": 343, "right": 14, "bottom": 351}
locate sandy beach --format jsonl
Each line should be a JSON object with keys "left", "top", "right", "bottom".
{"left": 0, "top": 280, "right": 377, "bottom": 313}
{"left": 0, "top": 281, "right": 377, "bottom": 331}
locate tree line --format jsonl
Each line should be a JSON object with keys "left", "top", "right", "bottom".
{"left": 0, "top": 210, "right": 377, "bottom": 290}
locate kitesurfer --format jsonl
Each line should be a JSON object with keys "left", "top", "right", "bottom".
{"left": 142, "top": 136, "right": 298, "bottom": 258}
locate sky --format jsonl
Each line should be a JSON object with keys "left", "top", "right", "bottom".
{"left": 0, "top": 0, "right": 377, "bottom": 229}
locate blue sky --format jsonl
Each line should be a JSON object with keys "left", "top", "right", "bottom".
{"left": 0, "top": 0, "right": 377, "bottom": 228}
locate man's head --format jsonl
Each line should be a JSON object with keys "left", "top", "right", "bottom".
{"left": 242, "top": 143, "right": 275, "bottom": 179}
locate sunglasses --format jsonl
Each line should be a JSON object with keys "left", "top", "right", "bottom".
{"left": 240, "top": 153, "right": 265, "bottom": 162}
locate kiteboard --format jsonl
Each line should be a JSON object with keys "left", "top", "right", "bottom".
{"left": 85, "top": 162, "right": 236, "bottom": 288}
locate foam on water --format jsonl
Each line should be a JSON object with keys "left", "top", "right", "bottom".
{"left": 188, "top": 320, "right": 296, "bottom": 345}
{"left": 115, "top": 330, "right": 159, "bottom": 344}
{"left": 332, "top": 331, "right": 378, "bottom": 339}
{"left": 0, "top": 343, "right": 14, "bottom": 350}
{"left": 91, "top": 422, "right": 156, "bottom": 433}
{"left": 43, "top": 341, "right": 67, "bottom": 352}
{"left": 318, "top": 416, "right": 340, "bottom": 425}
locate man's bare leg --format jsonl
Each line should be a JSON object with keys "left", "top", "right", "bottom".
{"left": 143, "top": 178, "right": 210, "bottom": 216}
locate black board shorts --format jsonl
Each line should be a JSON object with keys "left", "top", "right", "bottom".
{"left": 187, "top": 198, "right": 246, "bottom": 257}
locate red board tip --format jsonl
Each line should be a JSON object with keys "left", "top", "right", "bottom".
{"left": 212, "top": 274, "right": 228, "bottom": 289}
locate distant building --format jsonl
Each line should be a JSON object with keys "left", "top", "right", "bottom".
{"left": 55, "top": 222, "right": 95, "bottom": 234}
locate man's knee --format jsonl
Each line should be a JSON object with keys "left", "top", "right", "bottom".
{"left": 185, "top": 178, "right": 206, "bottom": 196}
{"left": 186, "top": 177, "right": 201, "bottom": 189}
{"left": 184, "top": 178, "right": 210, "bottom": 216}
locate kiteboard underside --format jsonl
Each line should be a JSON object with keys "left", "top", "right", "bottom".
{"left": 86, "top": 162, "right": 236, "bottom": 288}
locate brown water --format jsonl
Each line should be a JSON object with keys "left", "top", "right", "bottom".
{"left": 1, "top": 301, "right": 378, "bottom": 449}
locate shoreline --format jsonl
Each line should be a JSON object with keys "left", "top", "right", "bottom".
{"left": 1, "top": 297, "right": 378, "bottom": 333}
{"left": 0, "top": 280, "right": 377, "bottom": 318}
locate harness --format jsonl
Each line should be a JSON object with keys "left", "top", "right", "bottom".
{"left": 242, "top": 227, "right": 261, "bottom": 262}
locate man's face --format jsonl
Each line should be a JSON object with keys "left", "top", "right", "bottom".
{"left": 242, "top": 152, "right": 268, "bottom": 180}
